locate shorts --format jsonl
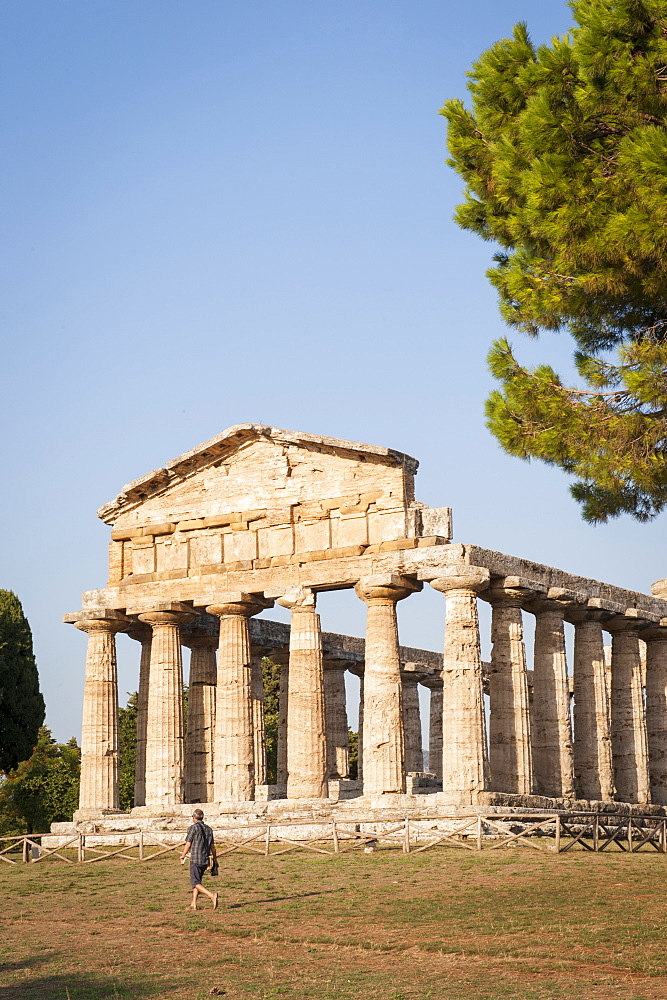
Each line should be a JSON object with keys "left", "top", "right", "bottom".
{"left": 190, "top": 861, "right": 208, "bottom": 888}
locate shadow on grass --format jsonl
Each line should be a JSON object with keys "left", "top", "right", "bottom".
{"left": 0, "top": 954, "right": 53, "bottom": 974}
{"left": 0, "top": 968, "right": 163, "bottom": 1000}
{"left": 229, "top": 887, "right": 343, "bottom": 908}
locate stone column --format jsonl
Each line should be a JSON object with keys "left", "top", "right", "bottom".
{"left": 277, "top": 589, "right": 328, "bottom": 798}
{"left": 357, "top": 671, "right": 364, "bottom": 784}
{"left": 126, "top": 623, "right": 152, "bottom": 808}
{"left": 566, "top": 609, "right": 614, "bottom": 801}
{"left": 527, "top": 598, "right": 575, "bottom": 799}
{"left": 483, "top": 581, "right": 532, "bottom": 795}
{"left": 355, "top": 575, "right": 419, "bottom": 796}
{"left": 426, "top": 679, "right": 443, "bottom": 781}
{"left": 323, "top": 656, "right": 349, "bottom": 779}
{"left": 401, "top": 669, "right": 423, "bottom": 773}
{"left": 274, "top": 650, "right": 290, "bottom": 789}
{"left": 182, "top": 632, "right": 217, "bottom": 803}
{"left": 75, "top": 616, "right": 128, "bottom": 814}
{"left": 251, "top": 650, "right": 268, "bottom": 786}
{"left": 430, "top": 565, "right": 490, "bottom": 804}
{"left": 138, "top": 607, "right": 194, "bottom": 808}
{"left": 206, "top": 593, "right": 270, "bottom": 802}
{"left": 643, "top": 626, "right": 667, "bottom": 805}
{"left": 607, "top": 617, "right": 650, "bottom": 804}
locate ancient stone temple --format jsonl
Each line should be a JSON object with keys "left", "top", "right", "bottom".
{"left": 64, "top": 424, "right": 667, "bottom": 826}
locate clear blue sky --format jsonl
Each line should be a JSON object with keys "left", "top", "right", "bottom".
{"left": 2, "top": 1, "right": 664, "bottom": 742}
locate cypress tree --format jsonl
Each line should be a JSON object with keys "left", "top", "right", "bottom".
{"left": 0, "top": 590, "right": 45, "bottom": 772}
{"left": 442, "top": 0, "right": 667, "bottom": 522}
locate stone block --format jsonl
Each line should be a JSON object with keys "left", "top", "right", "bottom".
{"left": 324, "top": 545, "right": 367, "bottom": 560}
{"left": 270, "top": 555, "right": 292, "bottom": 568}
{"left": 257, "top": 524, "right": 294, "bottom": 558}
{"left": 188, "top": 533, "right": 222, "bottom": 567}
{"left": 225, "top": 560, "right": 253, "bottom": 572}
{"left": 367, "top": 509, "right": 406, "bottom": 544}
{"left": 378, "top": 538, "right": 418, "bottom": 552}
{"left": 131, "top": 543, "right": 156, "bottom": 576}
{"left": 417, "top": 536, "right": 446, "bottom": 547}
{"left": 224, "top": 528, "right": 257, "bottom": 562}
{"left": 176, "top": 519, "right": 205, "bottom": 532}
{"left": 155, "top": 538, "right": 188, "bottom": 572}
{"left": 295, "top": 518, "right": 331, "bottom": 553}
{"left": 331, "top": 512, "right": 368, "bottom": 548}
{"left": 204, "top": 513, "right": 242, "bottom": 528}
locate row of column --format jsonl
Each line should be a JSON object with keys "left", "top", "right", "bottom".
{"left": 75, "top": 566, "right": 667, "bottom": 812}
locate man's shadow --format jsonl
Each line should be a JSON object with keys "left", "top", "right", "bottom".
{"left": 229, "top": 887, "right": 344, "bottom": 908}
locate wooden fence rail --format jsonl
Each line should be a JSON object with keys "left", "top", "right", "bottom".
{"left": 1, "top": 813, "right": 666, "bottom": 864}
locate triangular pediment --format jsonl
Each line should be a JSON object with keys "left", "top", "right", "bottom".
{"left": 98, "top": 424, "right": 418, "bottom": 528}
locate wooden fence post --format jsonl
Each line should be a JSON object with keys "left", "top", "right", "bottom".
{"left": 593, "top": 815, "right": 599, "bottom": 853}
{"left": 265, "top": 825, "right": 271, "bottom": 857}
{"left": 22, "top": 837, "right": 29, "bottom": 864}
{"left": 555, "top": 815, "right": 561, "bottom": 853}
{"left": 139, "top": 830, "right": 144, "bottom": 861}
{"left": 402, "top": 818, "right": 410, "bottom": 854}
{"left": 332, "top": 820, "right": 339, "bottom": 854}
{"left": 476, "top": 815, "right": 483, "bottom": 851}
{"left": 627, "top": 818, "right": 633, "bottom": 853}
{"left": 77, "top": 833, "right": 84, "bottom": 863}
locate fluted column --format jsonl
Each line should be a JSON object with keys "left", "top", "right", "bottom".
{"left": 206, "top": 593, "right": 270, "bottom": 802}
{"left": 251, "top": 651, "right": 268, "bottom": 786}
{"left": 323, "top": 656, "right": 349, "bottom": 779}
{"left": 277, "top": 589, "right": 328, "bottom": 798}
{"left": 75, "top": 616, "right": 128, "bottom": 813}
{"left": 527, "top": 598, "right": 575, "bottom": 799}
{"left": 138, "top": 607, "right": 194, "bottom": 807}
{"left": 644, "top": 627, "right": 667, "bottom": 805}
{"left": 274, "top": 650, "right": 289, "bottom": 788}
{"left": 608, "top": 617, "right": 650, "bottom": 804}
{"left": 483, "top": 581, "right": 532, "bottom": 794}
{"left": 401, "top": 670, "right": 423, "bottom": 772}
{"left": 430, "top": 565, "right": 490, "bottom": 804}
{"left": 357, "top": 672, "right": 364, "bottom": 784}
{"left": 182, "top": 632, "right": 217, "bottom": 803}
{"left": 127, "top": 623, "right": 152, "bottom": 808}
{"left": 427, "top": 679, "right": 443, "bottom": 781}
{"left": 566, "top": 609, "right": 614, "bottom": 801}
{"left": 355, "top": 575, "right": 419, "bottom": 796}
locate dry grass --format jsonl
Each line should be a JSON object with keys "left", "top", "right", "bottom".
{"left": 2, "top": 845, "right": 667, "bottom": 999}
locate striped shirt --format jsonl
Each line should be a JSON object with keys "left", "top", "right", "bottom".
{"left": 185, "top": 821, "right": 214, "bottom": 865}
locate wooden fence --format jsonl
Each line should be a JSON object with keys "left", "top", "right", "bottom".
{"left": 1, "top": 812, "right": 666, "bottom": 865}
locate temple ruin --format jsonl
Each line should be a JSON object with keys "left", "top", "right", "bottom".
{"left": 63, "top": 424, "right": 667, "bottom": 829}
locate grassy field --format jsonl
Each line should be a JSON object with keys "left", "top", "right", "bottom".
{"left": 2, "top": 844, "right": 667, "bottom": 1000}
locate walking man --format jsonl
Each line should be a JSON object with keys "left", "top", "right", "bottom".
{"left": 179, "top": 809, "right": 218, "bottom": 910}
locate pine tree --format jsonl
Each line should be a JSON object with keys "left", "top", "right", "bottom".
{"left": 442, "top": 0, "right": 667, "bottom": 522}
{"left": 0, "top": 591, "right": 45, "bottom": 772}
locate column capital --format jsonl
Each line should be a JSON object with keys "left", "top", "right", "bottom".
{"left": 641, "top": 624, "right": 667, "bottom": 643}
{"left": 137, "top": 610, "right": 195, "bottom": 629}
{"left": 563, "top": 605, "right": 612, "bottom": 625}
{"left": 126, "top": 622, "right": 153, "bottom": 644}
{"left": 181, "top": 631, "right": 219, "bottom": 650}
{"left": 206, "top": 592, "right": 272, "bottom": 618}
{"left": 429, "top": 564, "right": 489, "bottom": 595}
{"left": 480, "top": 577, "right": 540, "bottom": 606}
{"left": 277, "top": 587, "right": 316, "bottom": 612}
{"left": 355, "top": 574, "right": 420, "bottom": 605}
{"left": 74, "top": 617, "right": 130, "bottom": 636}
{"left": 605, "top": 613, "right": 647, "bottom": 635}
